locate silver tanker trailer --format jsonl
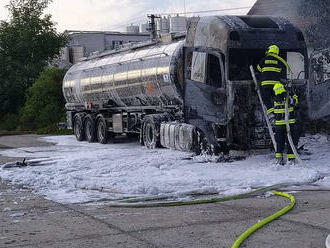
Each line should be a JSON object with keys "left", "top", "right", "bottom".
{"left": 63, "top": 15, "right": 308, "bottom": 154}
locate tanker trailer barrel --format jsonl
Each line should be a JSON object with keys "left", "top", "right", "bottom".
{"left": 62, "top": 40, "right": 186, "bottom": 145}
{"left": 63, "top": 41, "right": 184, "bottom": 110}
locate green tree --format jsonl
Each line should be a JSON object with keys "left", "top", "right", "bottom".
{"left": 0, "top": 0, "right": 67, "bottom": 121}
{"left": 20, "top": 68, "right": 66, "bottom": 130}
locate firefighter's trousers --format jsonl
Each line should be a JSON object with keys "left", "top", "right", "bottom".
{"left": 275, "top": 124, "right": 299, "bottom": 160}
{"left": 261, "top": 85, "right": 274, "bottom": 112}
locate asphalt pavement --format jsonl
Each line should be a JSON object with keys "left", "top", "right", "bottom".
{"left": 0, "top": 134, "right": 329, "bottom": 248}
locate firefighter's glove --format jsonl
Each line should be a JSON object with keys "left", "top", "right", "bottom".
{"left": 291, "top": 94, "right": 299, "bottom": 106}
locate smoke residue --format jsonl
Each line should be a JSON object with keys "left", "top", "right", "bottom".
{"left": 250, "top": 0, "right": 330, "bottom": 121}
{"left": 249, "top": 0, "right": 330, "bottom": 50}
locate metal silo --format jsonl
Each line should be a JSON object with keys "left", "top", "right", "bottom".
{"left": 140, "top": 23, "right": 149, "bottom": 33}
{"left": 60, "top": 47, "right": 70, "bottom": 62}
{"left": 157, "top": 16, "right": 170, "bottom": 34}
{"left": 170, "top": 15, "right": 187, "bottom": 33}
{"left": 126, "top": 24, "right": 140, "bottom": 34}
{"left": 71, "top": 46, "right": 85, "bottom": 64}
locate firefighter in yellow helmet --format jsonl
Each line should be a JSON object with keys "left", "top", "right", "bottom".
{"left": 273, "top": 83, "right": 299, "bottom": 165}
{"left": 257, "top": 45, "right": 292, "bottom": 122}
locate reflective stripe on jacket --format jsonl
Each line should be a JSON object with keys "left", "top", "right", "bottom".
{"left": 257, "top": 53, "right": 288, "bottom": 87}
{"left": 273, "top": 93, "right": 298, "bottom": 126}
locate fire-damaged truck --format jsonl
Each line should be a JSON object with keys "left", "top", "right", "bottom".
{"left": 63, "top": 15, "right": 308, "bottom": 154}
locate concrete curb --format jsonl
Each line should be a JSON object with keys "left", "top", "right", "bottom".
{"left": 326, "top": 233, "right": 330, "bottom": 248}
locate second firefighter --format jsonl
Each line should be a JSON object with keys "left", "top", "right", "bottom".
{"left": 273, "top": 83, "right": 299, "bottom": 165}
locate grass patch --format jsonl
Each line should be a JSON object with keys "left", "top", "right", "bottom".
{"left": 36, "top": 125, "right": 73, "bottom": 135}
{"left": 0, "top": 130, "right": 35, "bottom": 136}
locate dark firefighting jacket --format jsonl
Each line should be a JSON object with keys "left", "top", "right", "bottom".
{"left": 273, "top": 93, "right": 298, "bottom": 126}
{"left": 257, "top": 53, "right": 290, "bottom": 87}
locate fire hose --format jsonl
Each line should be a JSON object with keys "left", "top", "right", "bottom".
{"left": 3, "top": 162, "right": 322, "bottom": 247}
{"left": 103, "top": 71, "right": 310, "bottom": 247}
{"left": 284, "top": 87, "right": 306, "bottom": 167}
{"left": 102, "top": 183, "right": 298, "bottom": 248}
{"left": 231, "top": 191, "right": 295, "bottom": 248}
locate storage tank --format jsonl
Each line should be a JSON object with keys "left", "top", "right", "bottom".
{"left": 63, "top": 41, "right": 184, "bottom": 108}
{"left": 71, "top": 46, "right": 85, "bottom": 64}
{"left": 140, "top": 23, "right": 149, "bottom": 33}
{"left": 170, "top": 15, "right": 187, "bottom": 33}
{"left": 126, "top": 24, "right": 140, "bottom": 34}
{"left": 60, "top": 47, "right": 70, "bottom": 62}
{"left": 157, "top": 17, "right": 170, "bottom": 34}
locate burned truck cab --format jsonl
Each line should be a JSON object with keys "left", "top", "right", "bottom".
{"left": 308, "top": 49, "right": 330, "bottom": 122}
{"left": 183, "top": 16, "right": 308, "bottom": 152}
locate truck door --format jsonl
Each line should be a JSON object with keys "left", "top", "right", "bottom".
{"left": 183, "top": 47, "right": 227, "bottom": 145}
{"left": 308, "top": 50, "right": 330, "bottom": 120}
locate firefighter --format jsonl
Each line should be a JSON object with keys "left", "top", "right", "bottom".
{"left": 273, "top": 83, "right": 299, "bottom": 165}
{"left": 257, "top": 45, "right": 292, "bottom": 122}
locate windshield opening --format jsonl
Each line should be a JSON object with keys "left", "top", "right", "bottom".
{"left": 228, "top": 48, "right": 305, "bottom": 81}
{"left": 229, "top": 49, "right": 265, "bottom": 81}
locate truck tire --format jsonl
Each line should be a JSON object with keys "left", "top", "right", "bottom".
{"left": 73, "top": 114, "right": 85, "bottom": 141}
{"left": 85, "top": 115, "right": 96, "bottom": 143}
{"left": 142, "top": 116, "right": 161, "bottom": 149}
{"left": 96, "top": 116, "right": 108, "bottom": 144}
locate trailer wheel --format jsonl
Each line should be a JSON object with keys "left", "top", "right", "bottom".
{"left": 143, "top": 117, "right": 161, "bottom": 149}
{"left": 96, "top": 117, "right": 108, "bottom": 144}
{"left": 84, "top": 115, "right": 96, "bottom": 143}
{"left": 73, "top": 114, "right": 85, "bottom": 141}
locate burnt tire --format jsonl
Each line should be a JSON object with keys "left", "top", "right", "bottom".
{"left": 84, "top": 115, "right": 96, "bottom": 143}
{"left": 96, "top": 117, "right": 108, "bottom": 144}
{"left": 142, "top": 117, "right": 161, "bottom": 149}
{"left": 73, "top": 114, "right": 85, "bottom": 141}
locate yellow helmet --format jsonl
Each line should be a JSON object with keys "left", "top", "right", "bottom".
{"left": 273, "top": 83, "right": 286, "bottom": 95}
{"left": 267, "top": 45, "right": 279, "bottom": 55}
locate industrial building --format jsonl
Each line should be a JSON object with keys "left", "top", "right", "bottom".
{"left": 58, "top": 15, "right": 188, "bottom": 67}
{"left": 59, "top": 30, "right": 150, "bottom": 65}
{"left": 156, "top": 15, "right": 187, "bottom": 35}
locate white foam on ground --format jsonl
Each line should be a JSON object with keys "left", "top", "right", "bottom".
{"left": 0, "top": 134, "right": 329, "bottom": 204}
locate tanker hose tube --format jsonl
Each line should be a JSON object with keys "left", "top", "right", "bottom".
{"left": 106, "top": 184, "right": 284, "bottom": 208}
{"left": 231, "top": 191, "right": 296, "bottom": 248}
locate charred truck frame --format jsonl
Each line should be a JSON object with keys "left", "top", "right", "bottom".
{"left": 63, "top": 15, "right": 308, "bottom": 154}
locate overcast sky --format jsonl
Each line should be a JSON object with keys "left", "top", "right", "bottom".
{"left": 0, "top": 0, "right": 256, "bottom": 32}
